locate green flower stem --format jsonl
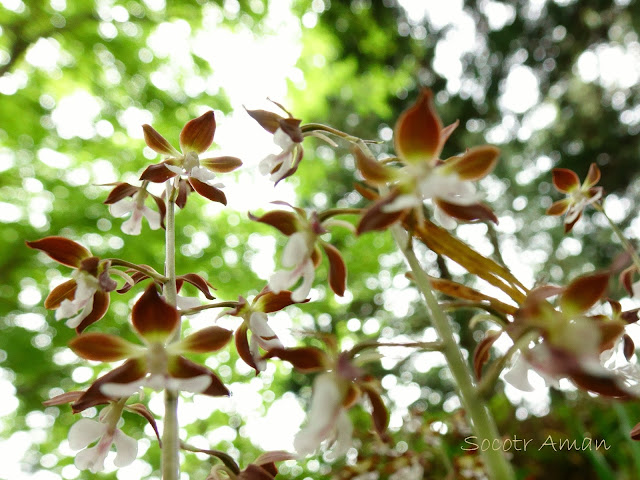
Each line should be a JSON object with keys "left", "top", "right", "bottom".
{"left": 594, "top": 202, "right": 640, "bottom": 272}
{"left": 162, "top": 180, "right": 180, "bottom": 480}
{"left": 390, "top": 224, "right": 515, "bottom": 480}
{"left": 105, "top": 259, "right": 168, "bottom": 283}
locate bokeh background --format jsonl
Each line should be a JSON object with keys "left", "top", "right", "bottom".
{"left": 2, "top": 0, "right": 640, "bottom": 478}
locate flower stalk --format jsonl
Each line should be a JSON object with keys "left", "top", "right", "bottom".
{"left": 389, "top": 224, "right": 515, "bottom": 480}
{"left": 594, "top": 202, "right": 640, "bottom": 272}
{"left": 162, "top": 180, "right": 180, "bottom": 480}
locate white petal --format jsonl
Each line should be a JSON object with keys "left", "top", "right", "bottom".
{"left": 176, "top": 294, "right": 201, "bottom": 310}
{"left": 503, "top": 351, "right": 535, "bottom": 392}
{"left": 273, "top": 128, "right": 295, "bottom": 149}
{"left": 269, "top": 269, "right": 301, "bottom": 294}
{"left": 249, "top": 312, "right": 283, "bottom": 350}
{"left": 249, "top": 333, "right": 266, "bottom": 372}
{"left": 68, "top": 419, "right": 106, "bottom": 450}
{"left": 191, "top": 166, "right": 217, "bottom": 184}
{"left": 112, "top": 430, "right": 138, "bottom": 467}
{"left": 56, "top": 298, "right": 82, "bottom": 320}
{"left": 294, "top": 373, "right": 342, "bottom": 456}
{"left": 259, "top": 153, "right": 280, "bottom": 176}
{"left": 434, "top": 206, "right": 458, "bottom": 230}
{"left": 122, "top": 209, "right": 143, "bottom": 235}
{"left": 632, "top": 280, "right": 640, "bottom": 299}
{"left": 381, "top": 194, "right": 420, "bottom": 213}
{"left": 166, "top": 374, "right": 212, "bottom": 393}
{"left": 292, "top": 260, "right": 315, "bottom": 303}
{"left": 165, "top": 164, "right": 183, "bottom": 175}
{"left": 282, "top": 232, "right": 309, "bottom": 268}
{"left": 269, "top": 151, "right": 294, "bottom": 183}
{"left": 142, "top": 206, "right": 161, "bottom": 230}
{"left": 330, "top": 410, "right": 353, "bottom": 458}
{"left": 100, "top": 379, "right": 145, "bottom": 398}
{"left": 109, "top": 198, "right": 134, "bottom": 218}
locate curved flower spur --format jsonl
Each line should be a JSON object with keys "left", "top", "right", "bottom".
{"left": 250, "top": 203, "right": 348, "bottom": 303}
{"left": 355, "top": 89, "right": 500, "bottom": 233}
{"left": 139, "top": 110, "right": 242, "bottom": 207}
{"left": 67, "top": 284, "right": 232, "bottom": 405}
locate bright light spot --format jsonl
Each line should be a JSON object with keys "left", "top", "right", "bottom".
{"left": 25, "top": 38, "right": 62, "bottom": 72}
{"left": 576, "top": 44, "right": 640, "bottom": 89}
{"left": 0, "top": 202, "right": 22, "bottom": 222}
{"left": 118, "top": 107, "right": 153, "bottom": 139}
{"left": 51, "top": 91, "right": 101, "bottom": 139}
{"left": 243, "top": 393, "right": 305, "bottom": 451}
{"left": 38, "top": 148, "right": 71, "bottom": 168}
{"left": 499, "top": 65, "right": 540, "bottom": 113}
{"left": 481, "top": 1, "right": 516, "bottom": 30}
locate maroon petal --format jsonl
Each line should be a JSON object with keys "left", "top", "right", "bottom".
{"left": 560, "top": 272, "right": 609, "bottom": 315}
{"left": 352, "top": 144, "right": 395, "bottom": 185}
{"left": 42, "top": 390, "right": 83, "bottom": 407}
{"left": 435, "top": 199, "right": 498, "bottom": 224}
{"left": 200, "top": 156, "right": 243, "bottom": 173}
{"left": 45, "top": 279, "right": 77, "bottom": 309}
{"left": 131, "top": 284, "right": 179, "bottom": 342}
{"left": 140, "top": 162, "right": 179, "bottom": 183}
{"left": 394, "top": 89, "right": 443, "bottom": 163}
{"left": 253, "top": 290, "right": 304, "bottom": 313}
{"left": 168, "top": 356, "right": 229, "bottom": 396}
{"left": 177, "top": 326, "right": 233, "bottom": 354}
{"left": 76, "top": 291, "right": 110, "bottom": 333}
{"left": 180, "top": 111, "right": 216, "bottom": 153}
{"left": 238, "top": 465, "right": 276, "bottom": 480}
{"left": 583, "top": 163, "right": 601, "bottom": 188}
{"left": 125, "top": 403, "right": 162, "bottom": 444}
{"left": 72, "top": 359, "right": 147, "bottom": 412}
{"left": 235, "top": 324, "right": 259, "bottom": 374}
{"left": 103, "top": 182, "right": 140, "bottom": 204}
{"left": 176, "top": 273, "right": 215, "bottom": 300}
{"left": 249, "top": 210, "right": 299, "bottom": 236}
{"left": 361, "top": 385, "right": 389, "bottom": 436}
{"left": 26, "top": 236, "right": 91, "bottom": 268}
{"left": 188, "top": 177, "right": 227, "bottom": 205}
{"left": 444, "top": 145, "right": 500, "bottom": 181}
{"left": 322, "top": 242, "right": 346, "bottom": 296}
{"left": 245, "top": 108, "right": 284, "bottom": 134}
{"left": 473, "top": 330, "right": 501, "bottom": 380}
{"left": 546, "top": 198, "right": 571, "bottom": 216}
{"left": 150, "top": 193, "right": 167, "bottom": 229}
{"left": 143, "top": 124, "right": 180, "bottom": 156}
{"left": 262, "top": 347, "right": 329, "bottom": 373}
{"left": 175, "top": 177, "right": 192, "bottom": 209}
{"left": 357, "top": 190, "right": 409, "bottom": 235}
{"left": 552, "top": 168, "right": 580, "bottom": 193}
{"left": 69, "top": 333, "right": 141, "bottom": 362}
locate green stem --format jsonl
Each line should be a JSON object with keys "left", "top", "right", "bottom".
{"left": 594, "top": 202, "right": 640, "bottom": 272}
{"left": 390, "top": 224, "right": 515, "bottom": 480}
{"left": 162, "top": 181, "right": 180, "bottom": 480}
{"left": 105, "top": 258, "right": 168, "bottom": 283}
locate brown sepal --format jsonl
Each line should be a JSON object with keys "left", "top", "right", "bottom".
{"left": 76, "top": 291, "right": 110, "bottom": 333}
{"left": 262, "top": 346, "right": 329, "bottom": 373}
{"left": 188, "top": 177, "right": 227, "bottom": 205}
{"left": 26, "top": 236, "right": 91, "bottom": 268}
{"left": 322, "top": 242, "right": 346, "bottom": 296}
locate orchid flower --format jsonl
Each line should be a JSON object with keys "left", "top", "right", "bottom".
{"left": 226, "top": 288, "right": 303, "bottom": 374}
{"left": 68, "top": 284, "right": 231, "bottom": 401}
{"left": 504, "top": 272, "right": 633, "bottom": 397}
{"left": 26, "top": 237, "right": 120, "bottom": 331}
{"left": 547, "top": 163, "right": 603, "bottom": 232}
{"left": 251, "top": 204, "right": 348, "bottom": 302}
{"left": 103, "top": 181, "right": 166, "bottom": 235}
{"left": 139, "top": 111, "right": 242, "bottom": 207}
{"left": 67, "top": 401, "right": 137, "bottom": 473}
{"left": 355, "top": 89, "right": 500, "bottom": 233}
{"left": 264, "top": 343, "right": 389, "bottom": 458}
{"left": 246, "top": 103, "right": 304, "bottom": 184}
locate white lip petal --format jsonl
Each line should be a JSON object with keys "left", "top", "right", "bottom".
{"left": 633, "top": 280, "right": 640, "bottom": 299}
{"left": 122, "top": 209, "right": 143, "bottom": 235}
{"left": 112, "top": 430, "right": 138, "bottom": 467}
{"left": 274, "top": 127, "right": 295, "bottom": 149}
{"left": 68, "top": 418, "right": 106, "bottom": 450}
{"left": 191, "top": 166, "right": 217, "bottom": 184}
{"left": 109, "top": 198, "right": 134, "bottom": 217}
{"left": 503, "top": 351, "right": 536, "bottom": 392}
{"left": 249, "top": 312, "right": 283, "bottom": 350}
{"left": 294, "top": 373, "right": 342, "bottom": 457}
{"left": 330, "top": 410, "right": 354, "bottom": 458}
{"left": 100, "top": 379, "right": 145, "bottom": 398}
{"left": 176, "top": 294, "right": 201, "bottom": 310}
{"left": 381, "top": 194, "right": 420, "bottom": 213}
{"left": 292, "top": 260, "right": 315, "bottom": 303}
{"left": 249, "top": 332, "right": 267, "bottom": 372}
{"left": 434, "top": 206, "right": 458, "bottom": 230}
{"left": 282, "top": 232, "right": 309, "bottom": 268}
{"left": 142, "top": 206, "right": 162, "bottom": 230}
{"left": 269, "top": 268, "right": 301, "bottom": 294}
{"left": 165, "top": 164, "right": 183, "bottom": 175}
{"left": 167, "top": 374, "right": 212, "bottom": 393}
{"left": 259, "top": 153, "right": 280, "bottom": 175}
